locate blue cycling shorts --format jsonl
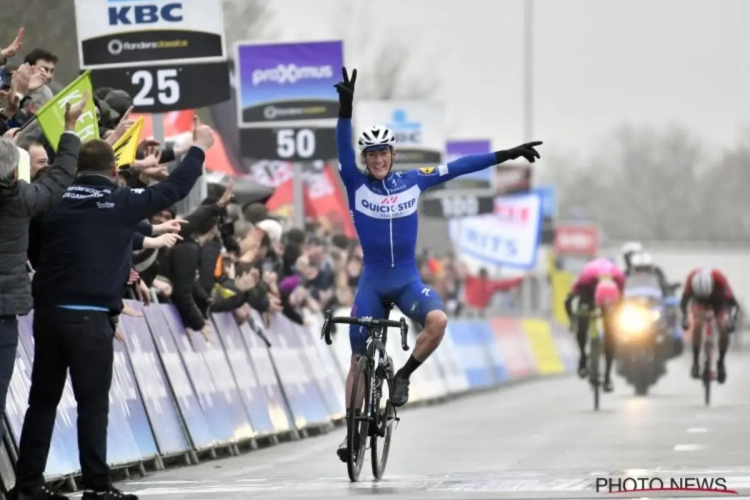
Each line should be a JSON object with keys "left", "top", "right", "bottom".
{"left": 349, "top": 263, "right": 445, "bottom": 356}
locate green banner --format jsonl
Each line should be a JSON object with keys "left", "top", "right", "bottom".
{"left": 36, "top": 71, "right": 99, "bottom": 151}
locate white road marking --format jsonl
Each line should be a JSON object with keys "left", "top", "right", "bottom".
{"left": 674, "top": 444, "right": 703, "bottom": 451}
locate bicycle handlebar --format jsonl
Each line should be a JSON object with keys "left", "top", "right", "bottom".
{"left": 320, "top": 310, "right": 410, "bottom": 351}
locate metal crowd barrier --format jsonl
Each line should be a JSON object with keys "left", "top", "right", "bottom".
{"left": 0, "top": 302, "right": 577, "bottom": 489}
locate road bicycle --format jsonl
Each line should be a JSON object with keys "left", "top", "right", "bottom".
{"left": 321, "top": 299, "right": 409, "bottom": 481}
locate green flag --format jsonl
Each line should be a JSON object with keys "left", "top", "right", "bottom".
{"left": 36, "top": 71, "right": 99, "bottom": 151}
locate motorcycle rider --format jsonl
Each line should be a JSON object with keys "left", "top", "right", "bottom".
{"left": 630, "top": 251, "right": 672, "bottom": 297}
{"left": 621, "top": 241, "right": 644, "bottom": 275}
{"left": 680, "top": 268, "right": 740, "bottom": 383}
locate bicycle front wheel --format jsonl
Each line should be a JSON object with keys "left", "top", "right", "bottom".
{"left": 371, "top": 368, "right": 395, "bottom": 480}
{"left": 347, "top": 356, "right": 371, "bottom": 482}
{"left": 590, "top": 336, "right": 602, "bottom": 411}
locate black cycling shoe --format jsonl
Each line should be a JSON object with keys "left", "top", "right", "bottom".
{"left": 603, "top": 378, "right": 614, "bottom": 393}
{"left": 336, "top": 437, "right": 349, "bottom": 462}
{"left": 577, "top": 355, "right": 588, "bottom": 379}
{"left": 690, "top": 362, "right": 700, "bottom": 379}
{"left": 717, "top": 362, "right": 727, "bottom": 384}
{"left": 391, "top": 374, "right": 410, "bottom": 407}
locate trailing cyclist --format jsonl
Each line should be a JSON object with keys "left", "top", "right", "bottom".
{"left": 630, "top": 251, "right": 673, "bottom": 297}
{"left": 332, "top": 67, "right": 543, "bottom": 461}
{"left": 680, "top": 268, "right": 740, "bottom": 383}
{"left": 565, "top": 257, "right": 625, "bottom": 392}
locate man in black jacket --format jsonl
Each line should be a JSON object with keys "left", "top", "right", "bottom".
{"left": 0, "top": 97, "right": 84, "bottom": 467}
{"left": 12, "top": 117, "right": 215, "bottom": 500}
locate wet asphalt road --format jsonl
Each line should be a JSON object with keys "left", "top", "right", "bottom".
{"left": 102, "top": 349, "right": 750, "bottom": 500}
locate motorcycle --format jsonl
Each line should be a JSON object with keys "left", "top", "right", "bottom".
{"left": 614, "top": 272, "right": 671, "bottom": 395}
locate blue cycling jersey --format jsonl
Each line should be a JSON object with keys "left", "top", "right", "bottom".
{"left": 336, "top": 118, "right": 498, "bottom": 268}
{"left": 336, "top": 117, "right": 498, "bottom": 355}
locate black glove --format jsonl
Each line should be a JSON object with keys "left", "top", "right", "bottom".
{"left": 333, "top": 67, "right": 357, "bottom": 119}
{"left": 494, "top": 141, "right": 543, "bottom": 164}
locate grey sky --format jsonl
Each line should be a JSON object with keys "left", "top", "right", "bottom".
{"left": 264, "top": 0, "right": 750, "bottom": 158}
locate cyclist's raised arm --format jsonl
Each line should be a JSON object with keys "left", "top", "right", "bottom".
{"left": 414, "top": 141, "right": 543, "bottom": 190}
{"left": 336, "top": 117, "right": 358, "bottom": 183}
{"left": 334, "top": 67, "right": 359, "bottom": 184}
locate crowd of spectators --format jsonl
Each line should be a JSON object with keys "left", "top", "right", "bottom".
{"left": 0, "top": 28, "right": 525, "bottom": 342}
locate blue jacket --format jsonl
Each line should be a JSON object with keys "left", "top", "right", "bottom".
{"left": 32, "top": 145, "right": 206, "bottom": 312}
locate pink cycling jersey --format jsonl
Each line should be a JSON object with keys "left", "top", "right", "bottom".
{"left": 572, "top": 258, "right": 625, "bottom": 293}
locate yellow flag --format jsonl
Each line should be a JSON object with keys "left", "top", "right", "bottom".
{"left": 112, "top": 117, "right": 143, "bottom": 168}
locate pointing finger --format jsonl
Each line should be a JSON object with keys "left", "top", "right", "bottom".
{"left": 524, "top": 141, "right": 543, "bottom": 148}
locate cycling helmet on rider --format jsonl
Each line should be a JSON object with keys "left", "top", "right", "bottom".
{"left": 358, "top": 125, "right": 396, "bottom": 179}
{"left": 595, "top": 278, "right": 620, "bottom": 307}
{"left": 690, "top": 269, "right": 714, "bottom": 299}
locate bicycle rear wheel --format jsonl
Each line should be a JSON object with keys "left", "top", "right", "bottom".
{"left": 347, "top": 356, "right": 371, "bottom": 482}
{"left": 590, "top": 337, "right": 602, "bottom": 411}
{"left": 371, "top": 368, "right": 395, "bottom": 480}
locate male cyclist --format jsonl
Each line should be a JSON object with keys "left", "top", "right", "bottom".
{"left": 564, "top": 258, "right": 625, "bottom": 392}
{"left": 680, "top": 268, "right": 739, "bottom": 383}
{"left": 333, "top": 67, "right": 542, "bottom": 461}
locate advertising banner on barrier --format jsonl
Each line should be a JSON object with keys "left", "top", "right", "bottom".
{"left": 112, "top": 338, "right": 158, "bottom": 460}
{"left": 449, "top": 192, "right": 542, "bottom": 270}
{"left": 17, "top": 315, "right": 78, "bottom": 476}
{"left": 235, "top": 40, "right": 343, "bottom": 126}
{"left": 120, "top": 304, "right": 190, "bottom": 456}
{"left": 291, "top": 320, "right": 345, "bottom": 420}
{"left": 550, "top": 322, "right": 578, "bottom": 373}
{"left": 106, "top": 345, "right": 143, "bottom": 465}
{"left": 186, "top": 317, "right": 255, "bottom": 441}
{"left": 239, "top": 317, "right": 293, "bottom": 433}
{"left": 521, "top": 318, "right": 566, "bottom": 375}
{"left": 444, "top": 322, "right": 494, "bottom": 388}
{"left": 355, "top": 101, "right": 445, "bottom": 166}
{"left": 142, "top": 306, "right": 216, "bottom": 450}
{"left": 160, "top": 306, "right": 237, "bottom": 444}
{"left": 469, "top": 321, "right": 508, "bottom": 384}
{"left": 488, "top": 316, "right": 537, "bottom": 378}
{"left": 12, "top": 318, "right": 74, "bottom": 477}
{"left": 212, "top": 313, "right": 276, "bottom": 437}
{"left": 266, "top": 315, "right": 330, "bottom": 429}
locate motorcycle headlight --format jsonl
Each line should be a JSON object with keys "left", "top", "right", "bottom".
{"left": 618, "top": 305, "right": 652, "bottom": 336}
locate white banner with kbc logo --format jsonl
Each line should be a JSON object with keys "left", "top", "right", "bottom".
{"left": 448, "top": 192, "right": 542, "bottom": 270}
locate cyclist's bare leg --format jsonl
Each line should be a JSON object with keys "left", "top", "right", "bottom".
{"left": 716, "top": 310, "right": 731, "bottom": 382}
{"left": 345, "top": 355, "right": 366, "bottom": 411}
{"left": 339, "top": 355, "right": 367, "bottom": 460}
{"left": 689, "top": 306, "right": 706, "bottom": 378}
{"left": 391, "top": 311, "right": 448, "bottom": 407}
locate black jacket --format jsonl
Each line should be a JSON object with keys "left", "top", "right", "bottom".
{"left": 162, "top": 238, "right": 206, "bottom": 329}
{"left": 0, "top": 131, "right": 80, "bottom": 316}
{"left": 32, "top": 146, "right": 206, "bottom": 312}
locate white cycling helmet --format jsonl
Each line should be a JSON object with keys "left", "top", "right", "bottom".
{"left": 358, "top": 125, "right": 396, "bottom": 153}
{"left": 691, "top": 269, "right": 714, "bottom": 298}
{"left": 621, "top": 241, "right": 644, "bottom": 257}
{"left": 630, "top": 251, "right": 653, "bottom": 268}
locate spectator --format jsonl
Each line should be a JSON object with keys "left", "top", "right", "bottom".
{"left": 12, "top": 115, "right": 214, "bottom": 500}
{"left": 0, "top": 99, "right": 83, "bottom": 484}
{"left": 23, "top": 48, "right": 57, "bottom": 85}
{"left": 463, "top": 267, "right": 524, "bottom": 317}
{"left": 17, "top": 140, "right": 48, "bottom": 180}
{"left": 162, "top": 212, "right": 219, "bottom": 340}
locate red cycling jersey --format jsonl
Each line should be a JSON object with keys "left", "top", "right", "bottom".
{"left": 683, "top": 268, "right": 735, "bottom": 306}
